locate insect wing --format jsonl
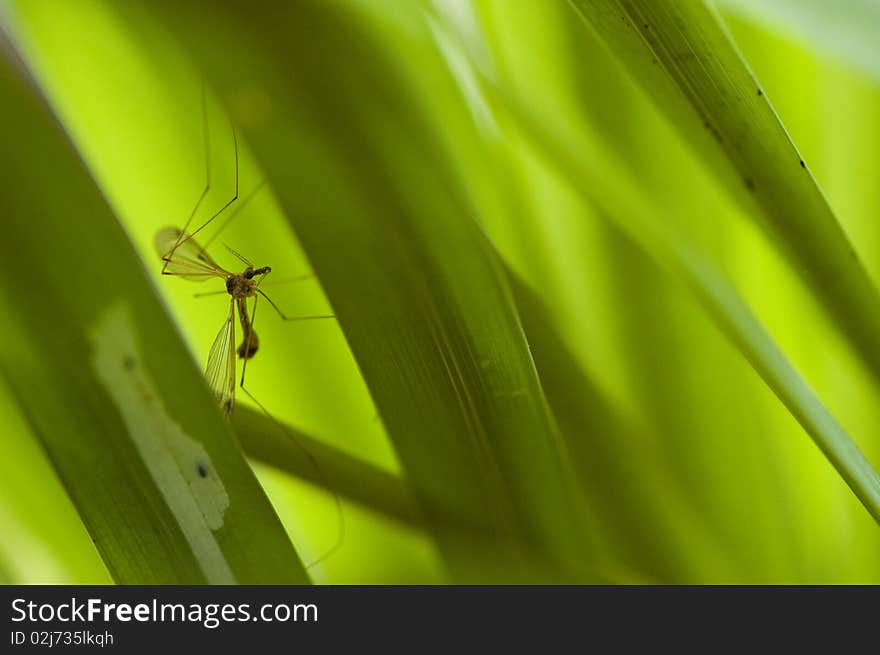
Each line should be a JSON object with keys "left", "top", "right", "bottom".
{"left": 205, "top": 300, "right": 236, "bottom": 418}
{"left": 155, "top": 226, "right": 228, "bottom": 280}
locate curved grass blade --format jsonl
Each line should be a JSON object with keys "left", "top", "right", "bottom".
{"left": 567, "top": 0, "right": 880, "bottom": 386}
{"left": 236, "top": 406, "right": 577, "bottom": 582}
{"left": 234, "top": 407, "right": 423, "bottom": 528}
{"left": 0, "top": 33, "right": 308, "bottom": 584}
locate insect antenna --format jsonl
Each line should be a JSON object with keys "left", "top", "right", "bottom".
{"left": 224, "top": 244, "right": 254, "bottom": 268}
{"left": 255, "top": 288, "right": 335, "bottom": 322}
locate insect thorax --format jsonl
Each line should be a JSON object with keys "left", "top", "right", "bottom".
{"left": 225, "top": 273, "right": 257, "bottom": 298}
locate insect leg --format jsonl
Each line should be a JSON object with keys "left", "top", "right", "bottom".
{"left": 192, "top": 289, "right": 229, "bottom": 299}
{"left": 256, "top": 288, "right": 335, "bottom": 322}
{"left": 239, "top": 295, "right": 258, "bottom": 388}
{"left": 200, "top": 180, "right": 267, "bottom": 253}
{"left": 166, "top": 90, "right": 242, "bottom": 275}
{"left": 162, "top": 84, "right": 212, "bottom": 274}
{"left": 186, "top": 123, "right": 239, "bottom": 252}
{"left": 258, "top": 273, "right": 315, "bottom": 287}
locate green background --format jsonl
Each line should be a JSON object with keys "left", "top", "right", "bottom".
{"left": 1, "top": 0, "right": 879, "bottom": 583}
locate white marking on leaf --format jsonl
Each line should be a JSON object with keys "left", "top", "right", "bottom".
{"left": 90, "top": 302, "right": 234, "bottom": 584}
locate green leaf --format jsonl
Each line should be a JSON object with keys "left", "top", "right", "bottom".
{"left": 234, "top": 407, "right": 422, "bottom": 528}
{"left": 0, "top": 34, "right": 308, "bottom": 584}
{"left": 567, "top": 0, "right": 880, "bottom": 386}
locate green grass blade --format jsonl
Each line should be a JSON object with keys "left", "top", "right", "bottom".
{"left": 0, "top": 35, "right": 308, "bottom": 584}
{"left": 482, "top": 69, "right": 880, "bottom": 524}
{"left": 567, "top": 0, "right": 880, "bottom": 385}
{"left": 509, "top": 272, "right": 733, "bottom": 581}
{"left": 0, "top": 375, "right": 110, "bottom": 583}
{"left": 234, "top": 408, "right": 423, "bottom": 528}
{"left": 237, "top": 406, "right": 574, "bottom": 581}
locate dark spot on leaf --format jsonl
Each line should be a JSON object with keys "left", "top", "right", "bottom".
{"left": 197, "top": 463, "right": 208, "bottom": 478}
{"left": 643, "top": 23, "right": 649, "bottom": 29}
{"left": 744, "top": 178, "right": 756, "bottom": 191}
{"left": 757, "top": 88, "right": 763, "bottom": 96}
{"left": 123, "top": 356, "right": 136, "bottom": 371}
{"left": 799, "top": 159, "right": 805, "bottom": 168}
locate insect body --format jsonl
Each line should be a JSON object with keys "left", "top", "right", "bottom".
{"left": 226, "top": 264, "right": 270, "bottom": 359}
{"left": 155, "top": 226, "right": 270, "bottom": 417}
{"left": 155, "top": 224, "right": 332, "bottom": 417}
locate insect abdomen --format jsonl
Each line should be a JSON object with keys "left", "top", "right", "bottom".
{"left": 238, "top": 330, "right": 259, "bottom": 359}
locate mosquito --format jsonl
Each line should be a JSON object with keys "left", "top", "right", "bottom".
{"left": 153, "top": 93, "right": 331, "bottom": 418}
{"left": 155, "top": 226, "right": 333, "bottom": 417}
{"left": 156, "top": 227, "right": 264, "bottom": 415}
{"left": 154, "top": 90, "right": 344, "bottom": 569}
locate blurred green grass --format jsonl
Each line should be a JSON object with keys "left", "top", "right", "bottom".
{"left": 1, "top": 0, "right": 879, "bottom": 583}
